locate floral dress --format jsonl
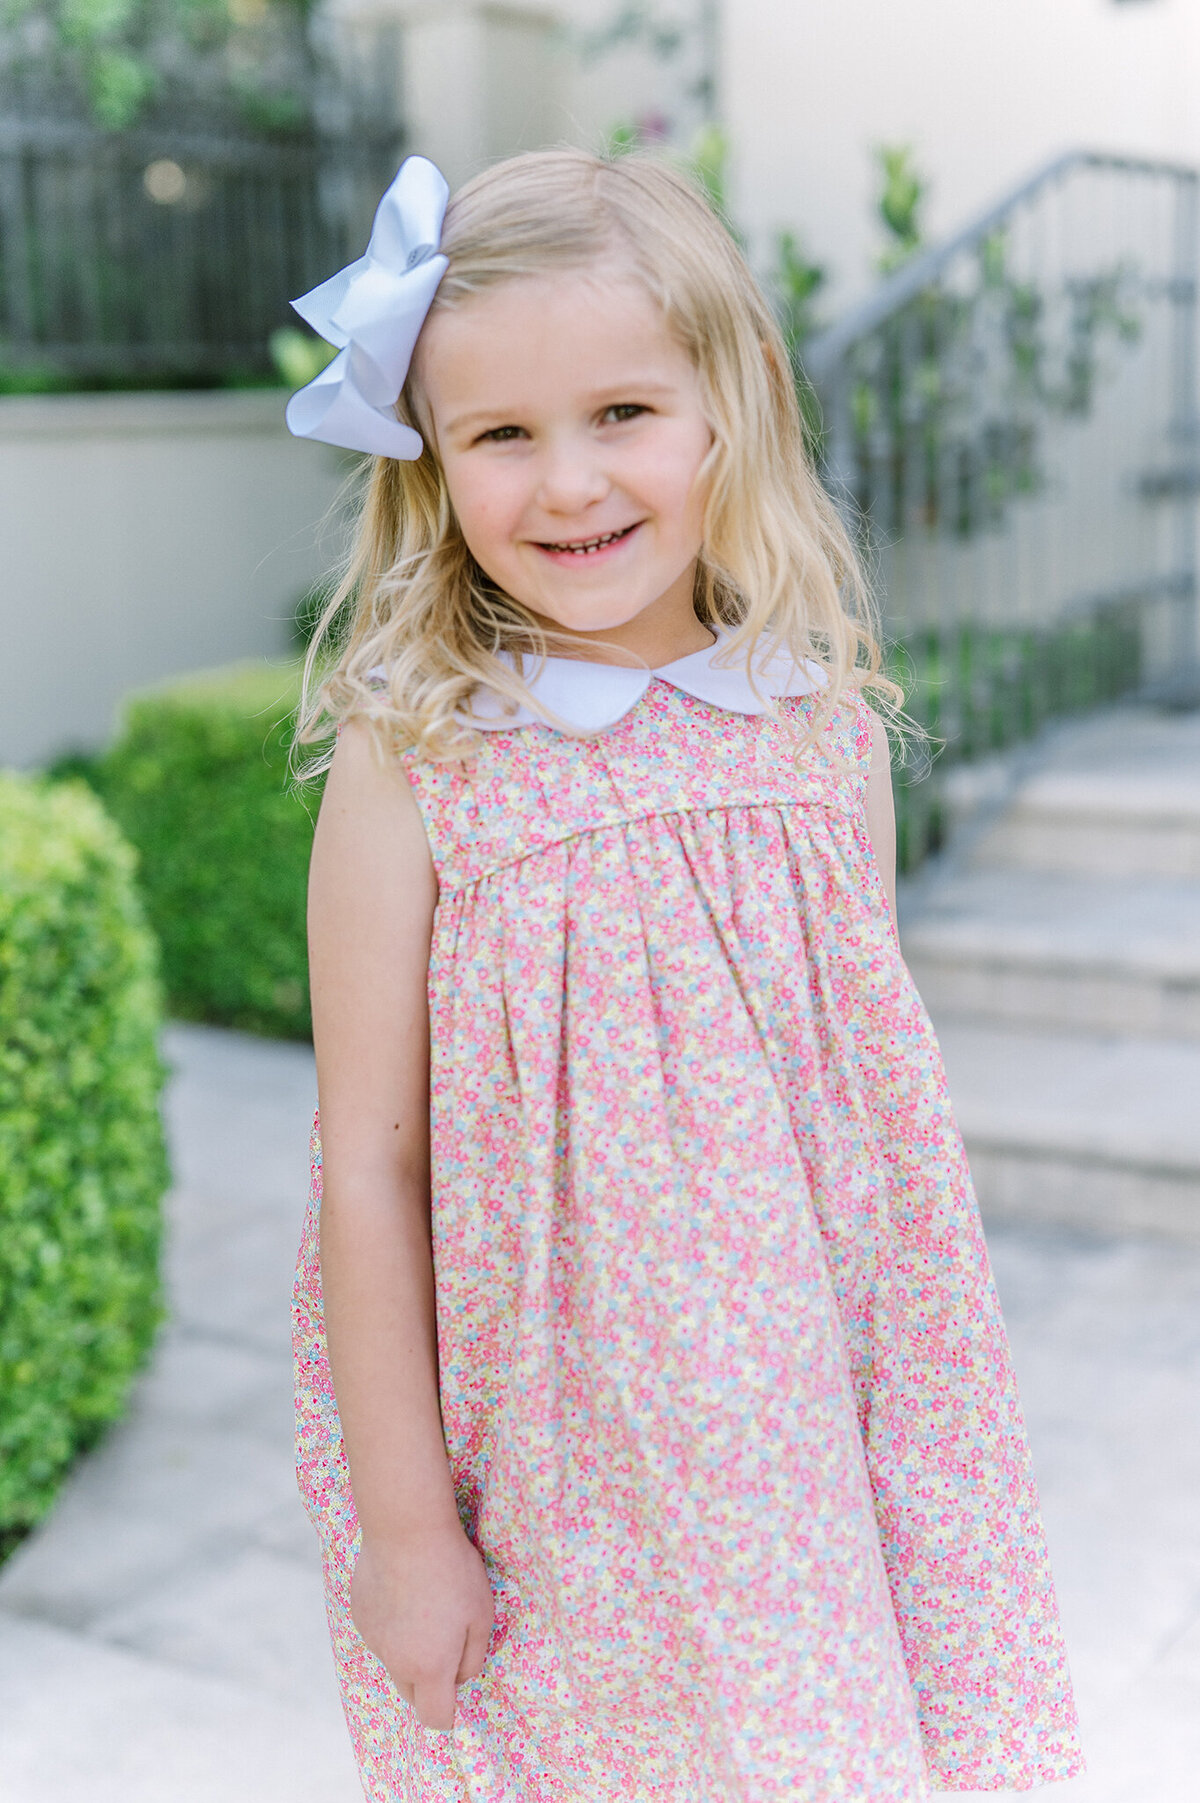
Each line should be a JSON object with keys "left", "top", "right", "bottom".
{"left": 292, "top": 636, "right": 1084, "bottom": 1801}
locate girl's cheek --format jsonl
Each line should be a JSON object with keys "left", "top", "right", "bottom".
{"left": 455, "top": 495, "right": 528, "bottom": 577}
{"left": 629, "top": 458, "right": 701, "bottom": 532}
{"left": 475, "top": 488, "right": 524, "bottom": 542}
{"left": 626, "top": 422, "right": 711, "bottom": 509}
{"left": 447, "top": 465, "right": 514, "bottom": 540}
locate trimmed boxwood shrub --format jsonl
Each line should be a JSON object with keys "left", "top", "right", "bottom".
{"left": 0, "top": 774, "right": 168, "bottom": 1544}
{"left": 97, "top": 661, "right": 317, "bottom": 1040}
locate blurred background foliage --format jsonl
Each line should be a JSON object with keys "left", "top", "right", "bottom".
{"left": 875, "top": 143, "right": 926, "bottom": 274}
{"left": 0, "top": 0, "right": 392, "bottom": 394}
{"left": 0, "top": 0, "right": 319, "bottom": 134}
{"left": 0, "top": 774, "right": 167, "bottom": 1552}
{"left": 53, "top": 664, "right": 317, "bottom": 1040}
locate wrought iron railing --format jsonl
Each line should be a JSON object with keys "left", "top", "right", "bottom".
{"left": 0, "top": 109, "right": 398, "bottom": 383}
{"left": 804, "top": 149, "right": 1200, "bottom": 867}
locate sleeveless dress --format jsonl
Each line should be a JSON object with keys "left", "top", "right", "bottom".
{"left": 292, "top": 638, "right": 1084, "bottom": 1801}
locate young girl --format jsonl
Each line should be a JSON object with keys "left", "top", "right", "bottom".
{"left": 288, "top": 149, "right": 1084, "bottom": 1801}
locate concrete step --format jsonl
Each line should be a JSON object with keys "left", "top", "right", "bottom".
{"left": 968, "top": 768, "right": 1200, "bottom": 878}
{"left": 942, "top": 703, "right": 1200, "bottom": 879}
{"left": 901, "top": 868, "right": 1200, "bottom": 1038}
{"left": 935, "top": 1020, "right": 1200, "bottom": 1241}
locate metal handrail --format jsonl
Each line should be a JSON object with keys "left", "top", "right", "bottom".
{"left": 803, "top": 147, "right": 1200, "bottom": 383}
{"left": 798, "top": 145, "right": 1200, "bottom": 853}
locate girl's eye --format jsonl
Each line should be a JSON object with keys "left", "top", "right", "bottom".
{"left": 478, "top": 425, "right": 526, "bottom": 443}
{"left": 603, "top": 403, "right": 646, "bottom": 424}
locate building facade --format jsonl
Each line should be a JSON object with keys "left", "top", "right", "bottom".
{"left": 323, "top": 1, "right": 1200, "bottom": 302}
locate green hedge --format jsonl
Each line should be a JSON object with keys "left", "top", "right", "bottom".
{"left": 0, "top": 774, "right": 168, "bottom": 1542}
{"left": 96, "top": 662, "right": 316, "bottom": 1039}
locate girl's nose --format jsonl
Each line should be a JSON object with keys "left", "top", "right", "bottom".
{"left": 534, "top": 438, "right": 610, "bottom": 516}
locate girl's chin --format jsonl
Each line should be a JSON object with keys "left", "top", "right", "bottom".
{"left": 528, "top": 602, "right": 657, "bottom": 639}
{"left": 518, "top": 583, "right": 664, "bottom": 637}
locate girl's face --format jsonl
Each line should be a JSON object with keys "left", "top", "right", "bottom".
{"left": 415, "top": 268, "right": 714, "bottom": 648}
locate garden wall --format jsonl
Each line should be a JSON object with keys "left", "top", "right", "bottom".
{"left": 0, "top": 390, "right": 349, "bottom": 769}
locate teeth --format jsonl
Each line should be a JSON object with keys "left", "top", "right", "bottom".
{"left": 545, "top": 527, "right": 629, "bottom": 554}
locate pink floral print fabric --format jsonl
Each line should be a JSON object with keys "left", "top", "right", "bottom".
{"left": 292, "top": 682, "right": 1083, "bottom": 1800}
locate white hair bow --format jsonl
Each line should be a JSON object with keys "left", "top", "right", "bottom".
{"left": 284, "top": 155, "right": 450, "bottom": 460}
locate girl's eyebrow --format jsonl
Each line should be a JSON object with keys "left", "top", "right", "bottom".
{"left": 443, "top": 379, "right": 683, "bottom": 437}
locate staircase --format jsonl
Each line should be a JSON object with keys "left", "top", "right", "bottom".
{"left": 900, "top": 703, "right": 1200, "bottom": 1242}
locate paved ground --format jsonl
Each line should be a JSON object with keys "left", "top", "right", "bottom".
{"left": 0, "top": 1027, "right": 359, "bottom": 1803}
{"left": 1, "top": 1023, "right": 1198, "bottom": 1801}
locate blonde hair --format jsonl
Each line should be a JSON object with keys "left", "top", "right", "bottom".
{"left": 297, "top": 146, "right": 897, "bottom": 764}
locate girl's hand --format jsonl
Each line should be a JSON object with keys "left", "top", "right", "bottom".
{"left": 351, "top": 1525, "right": 495, "bottom": 1731}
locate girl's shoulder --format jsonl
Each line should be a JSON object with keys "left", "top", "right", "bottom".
{"left": 847, "top": 689, "right": 882, "bottom": 768}
{"left": 779, "top": 684, "right": 877, "bottom": 773}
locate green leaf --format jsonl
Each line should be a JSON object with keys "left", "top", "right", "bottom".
{"left": 57, "top": 0, "right": 139, "bottom": 46}
{"left": 268, "top": 327, "right": 336, "bottom": 391}
{"left": 87, "top": 47, "right": 157, "bottom": 128}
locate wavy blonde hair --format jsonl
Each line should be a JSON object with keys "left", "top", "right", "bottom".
{"left": 297, "top": 146, "right": 896, "bottom": 765}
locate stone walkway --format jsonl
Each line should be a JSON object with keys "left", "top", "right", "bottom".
{"left": 0, "top": 1027, "right": 359, "bottom": 1803}
{"left": 0, "top": 1023, "right": 1198, "bottom": 1801}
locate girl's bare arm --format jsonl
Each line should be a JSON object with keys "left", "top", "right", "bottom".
{"left": 864, "top": 710, "right": 898, "bottom": 917}
{"left": 308, "top": 718, "right": 493, "bottom": 1731}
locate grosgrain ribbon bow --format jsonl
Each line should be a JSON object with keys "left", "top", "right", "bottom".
{"left": 284, "top": 155, "right": 450, "bottom": 460}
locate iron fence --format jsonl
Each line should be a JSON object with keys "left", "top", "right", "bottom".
{"left": 0, "top": 109, "right": 398, "bottom": 382}
{"left": 804, "top": 149, "right": 1200, "bottom": 867}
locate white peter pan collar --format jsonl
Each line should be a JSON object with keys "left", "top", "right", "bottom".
{"left": 464, "top": 631, "right": 824, "bottom": 733}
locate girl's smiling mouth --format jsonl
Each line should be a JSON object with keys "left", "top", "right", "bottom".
{"left": 533, "top": 522, "right": 643, "bottom": 563}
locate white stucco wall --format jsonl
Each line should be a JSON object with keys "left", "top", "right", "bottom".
{"left": 721, "top": 0, "right": 1200, "bottom": 307}
{"left": 0, "top": 392, "right": 350, "bottom": 769}
{"left": 391, "top": 2, "right": 567, "bottom": 188}
{"left": 377, "top": 0, "right": 702, "bottom": 186}
{"left": 321, "top": 0, "right": 704, "bottom": 180}
{"left": 553, "top": 0, "right": 715, "bottom": 152}
{"left": 321, "top": 2, "right": 1200, "bottom": 303}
